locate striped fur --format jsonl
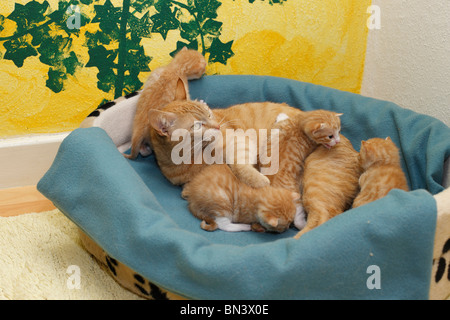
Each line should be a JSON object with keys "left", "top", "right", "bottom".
{"left": 352, "top": 137, "right": 409, "bottom": 208}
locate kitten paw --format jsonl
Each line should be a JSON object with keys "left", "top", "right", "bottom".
{"left": 276, "top": 113, "right": 289, "bottom": 123}
{"left": 140, "top": 144, "right": 152, "bottom": 157}
{"left": 247, "top": 174, "right": 270, "bottom": 189}
{"left": 251, "top": 223, "right": 266, "bottom": 233}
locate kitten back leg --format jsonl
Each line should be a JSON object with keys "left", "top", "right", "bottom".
{"left": 215, "top": 217, "right": 252, "bottom": 232}
{"left": 293, "top": 203, "right": 307, "bottom": 230}
{"left": 293, "top": 210, "right": 329, "bottom": 239}
{"left": 201, "top": 218, "right": 218, "bottom": 231}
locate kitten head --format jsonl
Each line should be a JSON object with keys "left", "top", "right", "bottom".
{"left": 303, "top": 110, "right": 342, "bottom": 149}
{"left": 359, "top": 137, "right": 401, "bottom": 169}
{"left": 172, "top": 47, "right": 207, "bottom": 80}
{"left": 149, "top": 100, "right": 220, "bottom": 155}
{"left": 257, "top": 190, "right": 300, "bottom": 233}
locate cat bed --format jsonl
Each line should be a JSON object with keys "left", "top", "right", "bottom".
{"left": 38, "top": 75, "right": 450, "bottom": 300}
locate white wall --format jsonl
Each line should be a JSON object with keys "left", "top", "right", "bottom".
{"left": 361, "top": 0, "right": 450, "bottom": 127}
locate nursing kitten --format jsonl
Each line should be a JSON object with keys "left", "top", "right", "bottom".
{"left": 125, "top": 48, "right": 207, "bottom": 159}
{"left": 213, "top": 102, "right": 302, "bottom": 188}
{"left": 352, "top": 137, "right": 409, "bottom": 208}
{"left": 294, "top": 135, "right": 362, "bottom": 239}
{"left": 181, "top": 164, "right": 301, "bottom": 233}
{"left": 262, "top": 110, "right": 342, "bottom": 193}
{"left": 261, "top": 110, "right": 342, "bottom": 230}
{"left": 149, "top": 99, "right": 302, "bottom": 187}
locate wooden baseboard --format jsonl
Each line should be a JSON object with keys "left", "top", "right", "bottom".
{"left": 0, "top": 132, "right": 70, "bottom": 189}
{"left": 0, "top": 185, "right": 56, "bottom": 217}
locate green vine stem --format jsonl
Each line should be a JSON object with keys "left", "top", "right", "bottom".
{"left": 115, "top": 0, "right": 130, "bottom": 99}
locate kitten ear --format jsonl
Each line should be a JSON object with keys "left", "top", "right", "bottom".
{"left": 148, "top": 109, "right": 177, "bottom": 137}
{"left": 311, "top": 123, "right": 325, "bottom": 136}
{"left": 175, "top": 78, "right": 187, "bottom": 101}
{"left": 335, "top": 113, "right": 344, "bottom": 117}
{"left": 385, "top": 136, "right": 392, "bottom": 141}
{"left": 266, "top": 216, "right": 279, "bottom": 228}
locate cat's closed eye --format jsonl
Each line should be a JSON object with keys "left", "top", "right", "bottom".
{"left": 192, "top": 122, "right": 203, "bottom": 130}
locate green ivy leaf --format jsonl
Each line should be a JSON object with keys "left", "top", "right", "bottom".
{"left": 202, "top": 18, "right": 222, "bottom": 36}
{"left": 170, "top": 39, "right": 198, "bottom": 57}
{"left": 128, "top": 11, "right": 153, "bottom": 39}
{"left": 46, "top": 67, "right": 67, "bottom": 93}
{"left": 63, "top": 51, "right": 82, "bottom": 75}
{"left": 92, "top": 0, "right": 121, "bottom": 33}
{"left": 28, "top": 24, "right": 51, "bottom": 47}
{"left": 193, "top": 0, "right": 221, "bottom": 21}
{"left": 125, "top": 38, "right": 152, "bottom": 72}
{"left": 96, "top": 68, "right": 116, "bottom": 93}
{"left": 84, "top": 30, "right": 117, "bottom": 47}
{"left": 37, "top": 35, "right": 71, "bottom": 66}
{"left": 207, "top": 38, "right": 234, "bottom": 65}
{"left": 3, "top": 37, "right": 38, "bottom": 67}
{"left": 180, "top": 20, "right": 200, "bottom": 42}
{"left": 86, "top": 45, "right": 118, "bottom": 71}
{"left": 151, "top": 5, "right": 180, "bottom": 40}
{"left": 131, "top": 0, "right": 155, "bottom": 13}
{"left": 7, "top": 1, "right": 50, "bottom": 33}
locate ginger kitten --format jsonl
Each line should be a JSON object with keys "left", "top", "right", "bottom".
{"left": 182, "top": 164, "right": 301, "bottom": 233}
{"left": 263, "top": 110, "right": 343, "bottom": 194}
{"left": 125, "top": 48, "right": 207, "bottom": 159}
{"left": 352, "top": 137, "right": 409, "bottom": 208}
{"left": 148, "top": 99, "right": 302, "bottom": 188}
{"left": 264, "top": 110, "right": 343, "bottom": 230}
{"left": 294, "top": 135, "right": 362, "bottom": 239}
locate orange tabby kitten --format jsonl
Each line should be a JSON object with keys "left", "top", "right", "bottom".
{"left": 213, "top": 102, "right": 302, "bottom": 188}
{"left": 261, "top": 110, "right": 342, "bottom": 230}
{"left": 263, "top": 110, "right": 343, "bottom": 193}
{"left": 125, "top": 48, "right": 207, "bottom": 159}
{"left": 352, "top": 137, "right": 409, "bottom": 208}
{"left": 149, "top": 99, "right": 302, "bottom": 187}
{"left": 294, "top": 135, "right": 362, "bottom": 239}
{"left": 181, "top": 164, "right": 300, "bottom": 233}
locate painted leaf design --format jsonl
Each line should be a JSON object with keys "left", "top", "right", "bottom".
{"left": 3, "top": 36, "right": 38, "bottom": 67}
{"left": 207, "top": 38, "right": 234, "bottom": 64}
{"left": 0, "top": 0, "right": 287, "bottom": 97}
{"left": 151, "top": 4, "right": 180, "bottom": 40}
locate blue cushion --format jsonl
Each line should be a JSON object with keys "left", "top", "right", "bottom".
{"left": 38, "top": 75, "right": 450, "bottom": 299}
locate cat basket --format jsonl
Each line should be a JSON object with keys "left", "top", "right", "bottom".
{"left": 38, "top": 75, "right": 450, "bottom": 300}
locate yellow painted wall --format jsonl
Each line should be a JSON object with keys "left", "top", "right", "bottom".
{"left": 0, "top": 0, "right": 371, "bottom": 137}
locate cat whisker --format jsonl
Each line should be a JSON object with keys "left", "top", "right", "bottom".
{"left": 218, "top": 118, "right": 242, "bottom": 128}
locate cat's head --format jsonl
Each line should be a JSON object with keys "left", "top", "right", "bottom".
{"left": 149, "top": 100, "right": 221, "bottom": 160}
{"left": 257, "top": 190, "right": 300, "bottom": 233}
{"left": 359, "top": 137, "right": 401, "bottom": 169}
{"left": 172, "top": 47, "right": 207, "bottom": 80}
{"left": 303, "top": 110, "right": 342, "bottom": 149}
